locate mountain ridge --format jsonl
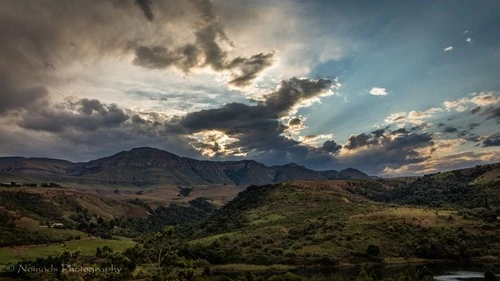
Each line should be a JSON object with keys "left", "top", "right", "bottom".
{"left": 0, "top": 147, "right": 370, "bottom": 187}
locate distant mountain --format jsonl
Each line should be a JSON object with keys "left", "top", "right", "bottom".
{"left": 0, "top": 147, "right": 370, "bottom": 187}
{"left": 337, "top": 167, "right": 371, "bottom": 179}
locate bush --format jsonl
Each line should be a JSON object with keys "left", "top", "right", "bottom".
{"left": 366, "top": 244, "right": 380, "bottom": 257}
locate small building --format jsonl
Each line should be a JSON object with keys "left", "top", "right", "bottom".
{"left": 49, "top": 222, "right": 66, "bottom": 229}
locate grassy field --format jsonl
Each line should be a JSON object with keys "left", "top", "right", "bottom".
{"left": 350, "top": 207, "right": 469, "bottom": 227}
{"left": 0, "top": 237, "right": 136, "bottom": 265}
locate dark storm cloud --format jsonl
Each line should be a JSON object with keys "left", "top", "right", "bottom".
{"left": 483, "top": 106, "right": 500, "bottom": 120}
{"left": 442, "top": 126, "right": 458, "bottom": 133}
{"left": 468, "top": 123, "right": 480, "bottom": 130}
{"left": 344, "top": 133, "right": 374, "bottom": 150}
{"left": 470, "top": 106, "right": 481, "bottom": 114}
{"left": 136, "top": 0, "right": 154, "bottom": 21}
{"left": 18, "top": 99, "right": 129, "bottom": 132}
{"left": 371, "top": 128, "right": 386, "bottom": 138}
{"left": 390, "top": 128, "right": 409, "bottom": 135}
{"left": 133, "top": 46, "right": 179, "bottom": 69}
{"left": 333, "top": 125, "right": 436, "bottom": 174}
{"left": 0, "top": 0, "right": 273, "bottom": 119}
{"left": 344, "top": 130, "right": 432, "bottom": 152}
{"left": 0, "top": 72, "right": 49, "bottom": 114}
{"left": 482, "top": 133, "right": 500, "bottom": 147}
{"left": 131, "top": 0, "right": 274, "bottom": 86}
{"left": 321, "top": 140, "right": 342, "bottom": 154}
{"left": 410, "top": 123, "right": 428, "bottom": 131}
{"left": 288, "top": 118, "right": 302, "bottom": 126}
{"left": 227, "top": 53, "right": 275, "bottom": 87}
{"left": 261, "top": 78, "right": 332, "bottom": 116}
{"left": 0, "top": 0, "right": 158, "bottom": 115}
{"left": 339, "top": 131, "right": 434, "bottom": 174}
{"left": 178, "top": 78, "right": 332, "bottom": 130}
{"left": 169, "top": 77, "right": 334, "bottom": 164}
{"left": 133, "top": 33, "right": 274, "bottom": 86}
{"left": 465, "top": 134, "right": 481, "bottom": 142}
{"left": 385, "top": 133, "right": 432, "bottom": 151}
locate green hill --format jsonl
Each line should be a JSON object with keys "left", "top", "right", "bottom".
{"left": 187, "top": 179, "right": 499, "bottom": 266}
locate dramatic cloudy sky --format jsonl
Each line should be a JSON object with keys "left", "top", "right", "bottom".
{"left": 0, "top": 0, "right": 499, "bottom": 176}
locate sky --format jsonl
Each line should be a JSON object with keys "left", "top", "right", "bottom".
{"left": 0, "top": 0, "right": 499, "bottom": 176}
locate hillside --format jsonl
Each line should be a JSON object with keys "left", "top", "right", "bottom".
{"left": 387, "top": 163, "right": 500, "bottom": 208}
{"left": 0, "top": 185, "right": 216, "bottom": 247}
{"left": 0, "top": 147, "right": 370, "bottom": 187}
{"left": 188, "top": 180, "right": 499, "bottom": 266}
{"left": 0, "top": 162, "right": 499, "bottom": 280}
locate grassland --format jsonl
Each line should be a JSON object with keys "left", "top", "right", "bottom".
{"left": 0, "top": 237, "right": 135, "bottom": 265}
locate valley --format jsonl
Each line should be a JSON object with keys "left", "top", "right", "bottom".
{"left": 0, "top": 148, "right": 498, "bottom": 280}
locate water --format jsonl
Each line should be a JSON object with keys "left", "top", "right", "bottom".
{"left": 433, "top": 270, "right": 485, "bottom": 281}
{"left": 430, "top": 264, "right": 499, "bottom": 281}
{"left": 215, "top": 263, "right": 500, "bottom": 280}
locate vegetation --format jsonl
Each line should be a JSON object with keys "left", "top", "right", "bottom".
{"left": 0, "top": 162, "right": 499, "bottom": 280}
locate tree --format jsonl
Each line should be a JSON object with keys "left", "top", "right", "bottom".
{"left": 139, "top": 226, "right": 195, "bottom": 281}
{"left": 366, "top": 244, "right": 380, "bottom": 257}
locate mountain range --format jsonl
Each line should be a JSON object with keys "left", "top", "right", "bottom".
{"left": 0, "top": 147, "right": 370, "bottom": 187}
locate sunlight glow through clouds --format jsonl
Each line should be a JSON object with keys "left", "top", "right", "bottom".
{"left": 384, "top": 108, "right": 443, "bottom": 126}
{"left": 443, "top": 92, "right": 500, "bottom": 112}
{"left": 190, "top": 130, "right": 246, "bottom": 157}
{"left": 1, "top": 0, "right": 499, "bottom": 175}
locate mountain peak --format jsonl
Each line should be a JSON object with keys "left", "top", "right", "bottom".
{"left": 118, "top": 147, "right": 179, "bottom": 158}
{"left": 338, "top": 167, "right": 370, "bottom": 179}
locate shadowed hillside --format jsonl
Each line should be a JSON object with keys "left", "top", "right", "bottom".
{"left": 0, "top": 147, "right": 369, "bottom": 187}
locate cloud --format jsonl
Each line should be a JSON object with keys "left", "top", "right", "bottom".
{"left": 384, "top": 108, "right": 442, "bottom": 125}
{"left": 483, "top": 106, "right": 500, "bottom": 120}
{"left": 371, "top": 128, "right": 387, "bottom": 137}
{"left": 369, "top": 87, "right": 388, "bottom": 96}
{"left": 321, "top": 140, "right": 342, "bottom": 154}
{"left": 466, "top": 37, "right": 472, "bottom": 44}
{"left": 288, "top": 118, "right": 302, "bottom": 126}
{"left": 382, "top": 150, "right": 500, "bottom": 176}
{"left": 0, "top": 0, "right": 276, "bottom": 123}
{"left": 482, "top": 133, "right": 500, "bottom": 147}
{"left": 442, "top": 126, "right": 458, "bottom": 133}
{"left": 443, "top": 46, "right": 453, "bottom": 52}
{"left": 390, "top": 127, "right": 410, "bottom": 135}
{"left": 339, "top": 130, "right": 434, "bottom": 174}
{"left": 130, "top": 0, "right": 275, "bottom": 87}
{"left": 170, "top": 77, "right": 335, "bottom": 161}
{"left": 9, "top": 78, "right": 334, "bottom": 163}
{"left": 470, "top": 106, "right": 481, "bottom": 114}
{"left": 133, "top": 47, "right": 275, "bottom": 88}
{"left": 227, "top": 52, "right": 275, "bottom": 87}
{"left": 468, "top": 123, "right": 480, "bottom": 130}
{"left": 344, "top": 133, "right": 376, "bottom": 150}
{"left": 18, "top": 98, "right": 130, "bottom": 132}
{"left": 135, "top": 0, "right": 154, "bottom": 21}
{"left": 444, "top": 92, "right": 500, "bottom": 112}
{"left": 0, "top": 72, "right": 49, "bottom": 114}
